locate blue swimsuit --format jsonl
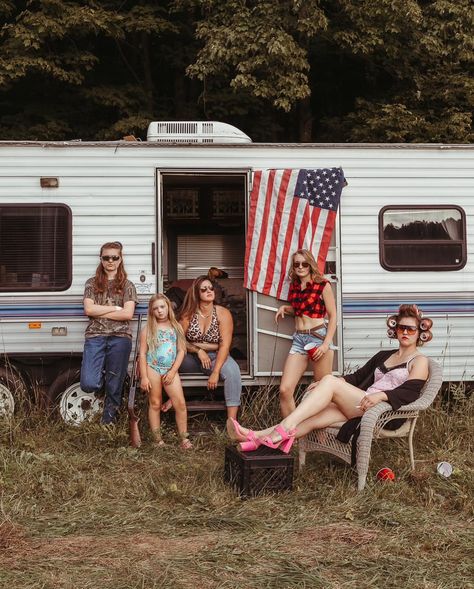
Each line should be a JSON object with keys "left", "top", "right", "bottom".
{"left": 146, "top": 328, "right": 177, "bottom": 375}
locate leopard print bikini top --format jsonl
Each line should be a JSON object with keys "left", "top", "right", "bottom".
{"left": 186, "top": 306, "right": 221, "bottom": 344}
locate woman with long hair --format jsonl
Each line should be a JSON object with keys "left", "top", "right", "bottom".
{"left": 80, "top": 241, "right": 138, "bottom": 424}
{"left": 139, "top": 294, "right": 192, "bottom": 449}
{"left": 275, "top": 248, "right": 337, "bottom": 417}
{"left": 228, "top": 304, "right": 433, "bottom": 453}
{"left": 177, "top": 275, "right": 241, "bottom": 419}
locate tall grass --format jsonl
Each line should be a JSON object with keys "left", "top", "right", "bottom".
{"left": 0, "top": 387, "right": 472, "bottom": 589}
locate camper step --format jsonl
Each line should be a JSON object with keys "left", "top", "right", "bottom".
{"left": 185, "top": 400, "right": 226, "bottom": 412}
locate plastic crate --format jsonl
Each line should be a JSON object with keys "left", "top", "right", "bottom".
{"left": 224, "top": 445, "right": 295, "bottom": 498}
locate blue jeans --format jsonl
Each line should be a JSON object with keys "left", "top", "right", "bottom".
{"left": 179, "top": 352, "right": 241, "bottom": 407}
{"left": 80, "top": 335, "right": 132, "bottom": 424}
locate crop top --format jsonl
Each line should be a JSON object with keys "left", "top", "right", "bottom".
{"left": 287, "top": 279, "right": 328, "bottom": 318}
{"left": 343, "top": 350, "right": 427, "bottom": 410}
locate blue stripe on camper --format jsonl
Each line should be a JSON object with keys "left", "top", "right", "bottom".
{"left": 0, "top": 303, "right": 149, "bottom": 318}
{"left": 0, "top": 300, "right": 472, "bottom": 317}
{"left": 342, "top": 298, "right": 474, "bottom": 314}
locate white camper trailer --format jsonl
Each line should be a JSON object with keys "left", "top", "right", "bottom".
{"left": 0, "top": 122, "right": 473, "bottom": 422}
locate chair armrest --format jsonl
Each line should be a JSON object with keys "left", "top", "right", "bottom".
{"left": 360, "top": 402, "right": 419, "bottom": 439}
{"left": 358, "top": 401, "right": 419, "bottom": 452}
{"left": 360, "top": 402, "right": 392, "bottom": 430}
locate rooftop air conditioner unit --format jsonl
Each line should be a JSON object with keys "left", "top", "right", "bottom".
{"left": 146, "top": 121, "right": 252, "bottom": 144}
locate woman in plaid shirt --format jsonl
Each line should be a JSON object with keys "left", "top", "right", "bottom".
{"left": 275, "top": 249, "right": 337, "bottom": 417}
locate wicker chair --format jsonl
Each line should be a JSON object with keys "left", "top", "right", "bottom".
{"left": 298, "top": 358, "right": 443, "bottom": 491}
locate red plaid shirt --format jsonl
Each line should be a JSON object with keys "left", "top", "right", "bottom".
{"left": 288, "top": 279, "right": 328, "bottom": 318}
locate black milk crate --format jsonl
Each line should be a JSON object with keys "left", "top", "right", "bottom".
{"left": 224, "top": 444, "right": 295, "bottom": 498}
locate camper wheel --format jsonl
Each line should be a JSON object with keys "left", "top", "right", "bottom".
{"left": 0, "top": 366, "right": 20, "bottom": 418}
{"left": 48, "top": 369, "right": 102, "bottom": 425}
{"left": 0, "top": 365, "right": 29, "bottom": 417}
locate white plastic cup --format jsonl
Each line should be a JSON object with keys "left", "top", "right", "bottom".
{"left": 436, "top": 462, "right": 453, "bottom": 478}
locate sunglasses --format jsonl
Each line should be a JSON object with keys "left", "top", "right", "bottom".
{"left": 396, "top": 324, "right": 418, "bottom": 335}
{"left": 293, "top": 261, "right": 310, "bottom": 269}
{"left": 101, "top": 255, "right": 121, "bottom": 262}
{"left": 199, "top": 285, "right": 214, "bottom": 292}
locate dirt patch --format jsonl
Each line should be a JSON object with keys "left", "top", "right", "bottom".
{"left": 299, "top": 523, "right": 379, "bottom": 546}
{"left": 0, "top": 531, "right": 219, "bottom": 567}
{"left": 0, "top": 521, "right": 28, "bottom": 550}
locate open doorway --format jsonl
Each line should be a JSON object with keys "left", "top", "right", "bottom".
{"left": 160, "top": 172, "right": 249, "bottom": 374}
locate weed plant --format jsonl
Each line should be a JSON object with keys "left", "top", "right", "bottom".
{"left": 0, "top": 384, "right": 472, "bottom": 589}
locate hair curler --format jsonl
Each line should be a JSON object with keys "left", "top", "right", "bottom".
{"left": 419, "top": 331, "right": 432, "bottom": 343}
{"left": 420, "top": 318, "right": 433, "bottom": 331}
{"left": 387, "top": 316, "right": 397, "bottom": 328}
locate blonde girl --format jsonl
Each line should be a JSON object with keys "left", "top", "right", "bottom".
{"left": 139, "top": 294, "right": 192, "bottom": 449}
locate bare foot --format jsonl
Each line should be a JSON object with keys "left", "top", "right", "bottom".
{"left": 161, "top": 399, "right": 173, "bottom": 413}
{"left": 226, "top": 418, "right": 250, "bottom": 442}
{"left": 180, "top": 438, "right": 193, "bottom": 450}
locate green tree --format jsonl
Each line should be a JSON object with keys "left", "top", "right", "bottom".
{"left": 0, "top": 0, "right": 471, "bottom": 142}
{"left": 0, "top": 0, "right": 186, "bottom": 139}
{"left": 316, "top": 0, "right": 473, "bottom": 142}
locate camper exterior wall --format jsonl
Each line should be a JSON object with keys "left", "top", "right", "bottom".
{"left": 0, "top": 142, "right": 472, "bottom": 384}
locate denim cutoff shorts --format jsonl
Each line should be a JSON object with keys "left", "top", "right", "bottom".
{"left": 289, "top": 327, "right": 337, "bottom": 355}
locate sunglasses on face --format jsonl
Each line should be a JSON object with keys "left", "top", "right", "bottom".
{"left": 101, "top": 255, "right": 120, "bottom": 262}
{"left": 293, "top": 261, "right": 310, "bottom": 269}
{"left": 396, "top": 324, "right": 418, "bottom": 335}
{"left": 199, "top": 285, "right": 214, "bottom": 292}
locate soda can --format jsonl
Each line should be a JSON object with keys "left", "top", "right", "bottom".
{"left": 376, "top": 467, "right": 395, "bottom": 481}
{"left": 436, "top": 462, "right": 453, "bottom": 478}
{"left": 304, "top": 342, "right": 318, "bottom": 359}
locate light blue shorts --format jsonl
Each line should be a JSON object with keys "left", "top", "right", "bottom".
{"left": 289, "top": 327, "right": 336, "bottom": 355}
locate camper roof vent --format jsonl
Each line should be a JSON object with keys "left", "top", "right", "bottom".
{"left": 147, "top": 121, "right": 252, "bottom": 144}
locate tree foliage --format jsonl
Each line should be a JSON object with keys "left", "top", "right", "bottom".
{"left": 0, "top": 0, "right": 471, "bottom": 141}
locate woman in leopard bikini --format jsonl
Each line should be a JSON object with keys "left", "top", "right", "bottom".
{"left": 177, "top": 275, "right": 242, "bottom": 419}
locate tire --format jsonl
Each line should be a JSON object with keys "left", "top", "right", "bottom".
{"left": 0, "top": 365, "right": 27, "bottom": 418}
{"left": 48, "top": 368, "right": 102, "bottom": 426}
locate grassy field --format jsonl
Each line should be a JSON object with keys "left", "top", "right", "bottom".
{"left": 0, "top": 386, "right": 473, "bottom": 589}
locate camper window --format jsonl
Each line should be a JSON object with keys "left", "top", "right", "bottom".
{"left": 0, "top": 204, "right": 72, "bottom": 291}
{"left": 379, "top": 205, "right": 466, "bottom": 271}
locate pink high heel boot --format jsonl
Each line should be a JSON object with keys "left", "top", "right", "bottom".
{"left": 261, "top": 425, "right": 296, "bottom": 454}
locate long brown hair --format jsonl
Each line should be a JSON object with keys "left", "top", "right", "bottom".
{"left": 146, "top": 294, "right": 186, "bottom": 352}
{"left": 179, "top": 275, "right": 214, "bottom": 320}
{"left": 288, "top": 249, "right": 325, "bottom": 283}
{"left": 93, "top": 241, "right": 127, "bottom": 294}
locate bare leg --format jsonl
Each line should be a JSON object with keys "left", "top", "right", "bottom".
{"left": 147, "top": 367, "right": 164, "bottom": 443}
{"left": 279, "top": 353, "right": 309, "bottom": 417}
{"left": 293, "top": 403, "right": 348, "bottom": 437}
{"left": 227, "top": 376, "right": 364, "bottom": 443}
{"left": 226, "top": 406, "right": 239, "bottom": 420}
{"left": 163, "top": 374, "right": 188, "bottom": 439}
{"left": 161, "top": 398, "right": 173, "bottom": 412}
{"left": 281, "top": 374, "right": 365, "bottom": 433}
{"left": 312, "top": 349, "right": 334, "bottom": 381}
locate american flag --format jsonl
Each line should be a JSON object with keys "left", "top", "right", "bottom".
{"left": 244, "top": 167, "right": 346, "bottom": 299}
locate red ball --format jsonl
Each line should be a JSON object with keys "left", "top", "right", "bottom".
{"left": 376, "top": 467, "right": 395, "bottom": 481}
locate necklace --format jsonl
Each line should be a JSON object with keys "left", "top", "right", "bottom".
{"left": 198, "top": 307, "right": 212, "bottom": 319}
